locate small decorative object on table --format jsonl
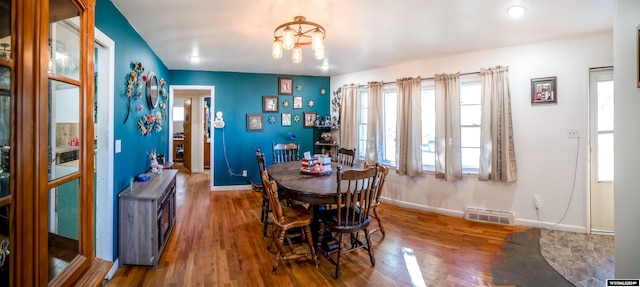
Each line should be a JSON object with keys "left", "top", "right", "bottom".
{"left": 300, "top": 154, "right": 332, "bottom": 176}
{"left": 137, "top": 173, "right": 151, "bottom": 182}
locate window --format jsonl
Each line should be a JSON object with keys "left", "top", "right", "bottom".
{"left": 421, "top": 82, "right": 436, "bottom": 169}
{"left": 358, "top": 90, "right": 368, "bottom": 159}
{"left": 356, "top": 78, "right": 482, "bottom": 174}
{"left": 382, "top": 86, "right": 397, "bottom": 165}
{"left": 459, "top": 79, "right": 481, "bottom": 172}
{"left": 172, "top": 106, "right": 184, "bottom": 122}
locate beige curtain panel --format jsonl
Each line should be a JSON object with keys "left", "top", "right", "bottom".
{"left": 434, "top": 73, "right": 462, "bottom": 180}
{"left": 395, "top": 77, "right": 423, "bottom": 176}
{"left": 479, "top": 66, "right": 517, "bottom": 182}
{"left": 365, "top": 81, "right": 384, "bottom": 163}
{"left": 339, "top": 84, "right": 360, "bottom": 150}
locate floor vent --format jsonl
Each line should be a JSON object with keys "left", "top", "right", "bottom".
{"left": 464, "top": 207, "right": 515, "bottom": 226}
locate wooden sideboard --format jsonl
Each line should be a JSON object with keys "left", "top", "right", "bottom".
{"left": 119, "top": 170, "right": 177, "bottom": 268}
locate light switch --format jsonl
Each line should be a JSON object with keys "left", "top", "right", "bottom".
{"left": 115, "top": 139, "right": 121, "bottom": 153}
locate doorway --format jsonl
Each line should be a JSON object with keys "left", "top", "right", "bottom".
{"left": 169, "top": 86, "right": 215, "bottom": 189}
{"left": 589, "top": 67, "right": 614, "bottom": 234}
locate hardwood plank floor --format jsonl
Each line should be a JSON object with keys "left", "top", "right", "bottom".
{"left": 106, "top": 171, "right": 530, "bottom": 286}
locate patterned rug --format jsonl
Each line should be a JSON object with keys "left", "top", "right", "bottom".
{"left": 539, "top": 229, "right": 614, "bottom": 287}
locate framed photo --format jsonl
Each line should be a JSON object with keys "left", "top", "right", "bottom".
{"left": 293, "top": 96, "right": 303, "bottom": 109}
{"left": 246, "top": 114, "right": 263, "bottom": 131}
{"left": 281, "top": 113, "right": 291, "bottom": 126}
{"left": 262, "top": 96, "right": 279, "bottom": 113}
{"left": 531, "top": 76, "right": 557, "bottom": 104}
{"left": 303, "top": 112, "right": 317, "bottom": 128}
{"left": 637, "top": 25, "right": 640, "bottom": 88}
{"left": 278, "top": 77, "right": 293, "bottom": 95}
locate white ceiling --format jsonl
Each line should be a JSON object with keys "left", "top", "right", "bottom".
{"left": 111, "top": 0, "right": 613, "bottom": 77}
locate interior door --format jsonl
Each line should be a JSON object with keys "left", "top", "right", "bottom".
{"left": 589, "top": 67, "right": 614, "bottom": 234}
{"left": 183, "top": 98, "right": 192, "bottom": 172}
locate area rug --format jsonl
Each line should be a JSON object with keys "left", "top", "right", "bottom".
{"left": 539, "top": 229, "right": 614, "bottom": 287}
{"left": 491, "top": 228, "right": 573, "bottom": 286}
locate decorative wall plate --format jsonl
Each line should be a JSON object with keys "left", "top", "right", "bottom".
{"left": 268, "top": 115, "right": 276, "bottom": 124}
{"left": 308, "top": 100, "right": 314, "bottom": 107}
{"left": 320, "top": 88, "right": 326, "bottom": 95}
{"left": 293, "top": 115, "right": 300, "bottom": 122}
{"left": 283, "top": 100, "right": 290, "bottom": 108}
{"left": 296, "top": 84, "right": 303, "bottom": 92}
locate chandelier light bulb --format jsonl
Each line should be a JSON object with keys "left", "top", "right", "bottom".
{"left": 272, "top": 39, "right": 283, "bottom": 59}
{"left": 282, "top": 27, "right": 296, "bottom": 51}
{"left": 311, "top": 29, "right": 324, "bottom": 51}
{"left": 292, "top": 46, "right": 302, "bottom": 64}
{"left": 314, "top": 44, "right": 325, "bottom": 60}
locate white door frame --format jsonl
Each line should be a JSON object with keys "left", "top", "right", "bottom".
{"left": 94, "top": 28, "right": 117, "bottom": 276}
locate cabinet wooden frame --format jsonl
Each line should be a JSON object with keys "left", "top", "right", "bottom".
{"left": 11, "top": 0, "right": 98, "bottom": 286}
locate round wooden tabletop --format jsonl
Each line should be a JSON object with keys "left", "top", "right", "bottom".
{"left": 266, "top": 161, "right": 350, "bottom": 205}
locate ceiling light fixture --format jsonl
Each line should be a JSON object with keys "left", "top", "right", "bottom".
{"left": 189, "top": 56, "right": 200, "bottom": 63}
{"left": 507, "top": 5, "right": 526, "bottom": 18}
{"left": 272, "top": 16, "right": 326, "bottom": 64}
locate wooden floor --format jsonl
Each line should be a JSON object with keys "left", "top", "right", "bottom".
{"left": 106, "top": 171, "right": 530, "bottom": 287}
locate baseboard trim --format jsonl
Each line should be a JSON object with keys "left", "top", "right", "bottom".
{"left": 380, "top": 197, "right": 587, "bottom": 233}
{"left": 106, "top": 258, "right": 119, "bottom": 280}
{"left": 211, "top": 184, "right": 252, "bottom": 191}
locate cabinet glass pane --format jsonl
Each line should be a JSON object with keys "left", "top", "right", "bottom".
{"left": 49, "top": 1, "right": 80, "bottom": 80}
{"left": 0, "top": 67, "right": 9, "bottom": 191}
{"left": 48, "top": 80, "right": 80, "bottom": 181}
{"left": 0, "top": 205, "right": 8, "bottom": 285}
{"left": 48, "top": 178, "right": 80, "bottom": 282}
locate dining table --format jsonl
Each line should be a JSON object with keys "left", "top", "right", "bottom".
{"left": 266, "top": 160, "right": 362, "bottom": 252}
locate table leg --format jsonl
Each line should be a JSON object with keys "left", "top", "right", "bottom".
{"left": 310, "top": 204, "right": 322, "bottom": 255}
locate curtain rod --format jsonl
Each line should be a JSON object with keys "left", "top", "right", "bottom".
{"left": 356, "top": 71, "right": 482, "bottom": 87}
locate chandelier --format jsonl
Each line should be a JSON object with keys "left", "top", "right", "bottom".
{"left": 272, "top": 16, "right": 326, "bottom": 64}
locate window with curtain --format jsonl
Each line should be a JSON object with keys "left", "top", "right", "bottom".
{"left": 355, "top": 75, "right": 486, "bottom": 175}
{"left": 460, "top": 79, "right": 482, "bottom": 172}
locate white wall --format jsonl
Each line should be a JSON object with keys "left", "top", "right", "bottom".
{"left": 331, "top": 32, "right": 613, "bottom": 232}
{"left": 614, "top": 0, "right": 640, "bottom": 278}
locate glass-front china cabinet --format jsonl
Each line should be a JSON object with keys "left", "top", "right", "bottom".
{"left": 1, "top": 0, "right": 98, "bottom": 285}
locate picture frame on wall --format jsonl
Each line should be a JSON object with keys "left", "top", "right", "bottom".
{"left": 293, "top": 96, "right": 303, "bottom": 109}
{"left": 637, "top": 25, "right": 640, "bottom": 88}
{"left": 246, "top": 114, "right": 263, "bottom": 131}
{"left": 281, "top": 113, "right": 291, "bottom": 126}
{"left": 531, "top": 76, "right": 557, "bottom": 104}
{"left": 303, "top": 112, "right": 316, "bottom": 128}
{"left": 278, "top": 77, "right": 293, "bottom": 95}
{"left": 263, "top": 96, "right": 279, "bottom": 113}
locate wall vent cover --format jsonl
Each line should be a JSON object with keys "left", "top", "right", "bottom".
{"left": 464, "top": 207, "right": 515, "bottom": 226}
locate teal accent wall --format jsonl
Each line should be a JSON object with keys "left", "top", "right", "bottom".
{"left": 95, "top": 0, "right": 330, "bottom": 261}
{"left": 96, "top": 0, "right": 170, "bottom": 259}
{"left": 170, "top": 71, "right": 330, "bottom": 186}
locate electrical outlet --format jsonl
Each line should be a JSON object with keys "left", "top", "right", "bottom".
{"left": 567, "top": 129, "right": 579, "bottom": 138}
{"left": 534, "top": 195, "right": 541, "bottom": 209}
{"left": 242, "top": 170, "right": 247, "bottom": 177}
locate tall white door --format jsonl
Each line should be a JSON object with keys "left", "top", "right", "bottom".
{"left": 589, "top": 67, "right": 614, "bottom": 233}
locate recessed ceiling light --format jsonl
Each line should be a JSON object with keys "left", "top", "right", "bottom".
{"left": 189, "top": 56, "right": 200, "bottom": 63}
{"left": 507, "top": 5, "right": 526, "bottom": 19}
{"left": 320, "top": 64, "right": 330, "bottom": 71}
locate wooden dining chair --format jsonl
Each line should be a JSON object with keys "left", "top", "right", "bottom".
{"left": 251, "top": 149, "right": 270, "bottom": 236}
{"left": 272, "top": 142, "right": 300, "bottom": 163}
{"left": 260, "top": 170, "right": 318, "bottom": 273}
{"left": 336, "top": 147, "right": 356, "bottom": 167}
{"left": 364, "top": 162, "right": 390, "bottom": 236}
{"left": 320, "top": 165, "right": 378, "bottom": 279}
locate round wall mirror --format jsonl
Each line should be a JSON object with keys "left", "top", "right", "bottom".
{"left": 146, "top": 72, "right": 159, "bottom": 110}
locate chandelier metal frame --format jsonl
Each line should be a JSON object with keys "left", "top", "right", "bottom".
{"left": 272, "top": 16, "right": 326, "bottom": 63}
